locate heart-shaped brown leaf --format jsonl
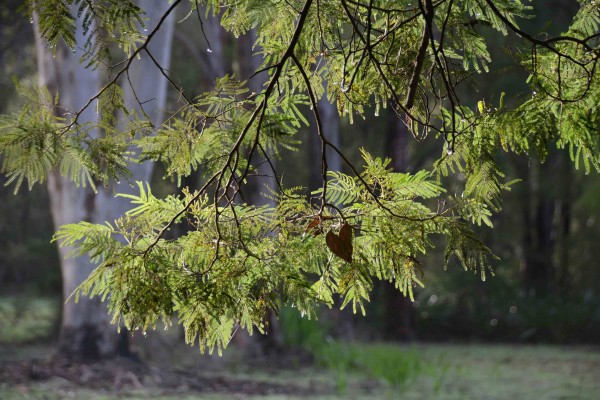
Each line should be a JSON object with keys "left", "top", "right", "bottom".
{"left": 326, "top": 223, "right": 353, "bottom": 263}
{"left": 339, "top": 223, "right": 353, "bottom": 243}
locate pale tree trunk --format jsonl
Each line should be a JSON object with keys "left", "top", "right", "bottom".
{"left": 35, "top": 2, "right": 174, "bottom": 360}
{"left": 95, "top": 3, "right": 175, "bottom": 222}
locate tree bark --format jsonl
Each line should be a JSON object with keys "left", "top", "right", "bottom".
{"left": 35, "top": 1, "right": 174, "bottom": 360}
{"left": 521, "top": 155, "right": 558, "bottom": 296}
{"left": 382, "top": 111, "right": 415, "bottom": 341}
{"left": 237, "top": 30, "right": 286, "bottom": 354}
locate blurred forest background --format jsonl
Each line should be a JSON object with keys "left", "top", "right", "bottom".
{"left": 1, "top": 0, "right": 600, "bottom": 398}
{"left": 0, "top": 0, "right": 600, "bottom": 399}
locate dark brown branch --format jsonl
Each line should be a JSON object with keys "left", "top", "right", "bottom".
{"left": 290, "top": 53, "right": 329, "bottom": 212}
{"left": 142, "top": 0, "right": 315, "bottom": 256}
{"left": 404, "top": 0, "right": 432, "bottom": 109}
{"left": 143, "top": 48, "right": 193, "bottom": 106}
{"left": 340, "top": 0, "right": 438, "bottom": 135}
{"left": 194, "top": 0, "right": 214, "bottom": 52}
{"left": 292, "top": 51, "right": 441, "bottom": 223}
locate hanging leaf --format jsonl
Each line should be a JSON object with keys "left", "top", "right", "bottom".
{"left": 339, "top": 223, "right": 353, "bottom": 244}
{"left": 305, "top": 217, "right": 322, "bottom": 236}
{"left": 326, "top": 223, "right": 353, "bottom": 263}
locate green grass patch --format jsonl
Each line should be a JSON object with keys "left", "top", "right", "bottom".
{"left": 279, "top": 307, "right": 428, "bottom": 390}
{"left": 399, "top": 344, "right": 600, "bottom": 400}
{"left": 314, "top": 342, "right": 425, "bottom": 389}
{"left": 0, "top": 295, "right": 59, "bottom": 343}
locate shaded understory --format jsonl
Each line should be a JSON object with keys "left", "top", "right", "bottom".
{"left": 1, "top": 295, "right": 599, "bottom": 399}
{"left": 1, "top": 342, "right": 599, "bottom": 400}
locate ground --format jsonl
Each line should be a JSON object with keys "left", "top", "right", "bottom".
{"left": 1, "top": 342, "right": 599, "bottom": 399}
{"left": 1, "top": 295, "right": 599, "bottom": 399}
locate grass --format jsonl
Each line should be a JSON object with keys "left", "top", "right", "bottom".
{"left": 1, "top": 297, "right": 599, "bottom": 399}
{"left": 407, "top": 344, "right": 600, "bottom": 400}
{"left": 278, "top": 306, "right": 427, "bottom": 389}
{"left": 2, "top": 343, "right": 599, "bottom": 399}
{"left": 0, "top": 295, "right": 59, "bottom": 343}
{"left": 310, "top": 342, "right": 426, "bottom": 392}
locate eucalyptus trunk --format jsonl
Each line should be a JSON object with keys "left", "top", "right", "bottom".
{"left": 35, "top": 2, "right": 174, "bottom": 360}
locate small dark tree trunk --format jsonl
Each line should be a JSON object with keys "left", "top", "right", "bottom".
{"left": 522, "top": 160, "right": 547, "bottom": 295}
{"left": 382, "top": 110, "right": 415, "bottom": 341}
{"left": 308, "top": 82, "right": 342, "bottom": 192}
{"left": 556, "top": 152, "right": 573, "bottom": 296}
{"left": 520, "top": 151, "right": 574, "bottom": 296}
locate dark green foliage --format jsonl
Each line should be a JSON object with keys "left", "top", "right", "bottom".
{"left": 412, "top": 267, "right": 600, "bottom": 343}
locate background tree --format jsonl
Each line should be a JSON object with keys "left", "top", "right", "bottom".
{"left": 28, "top": 1, "right": 175, "bottom": 359}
